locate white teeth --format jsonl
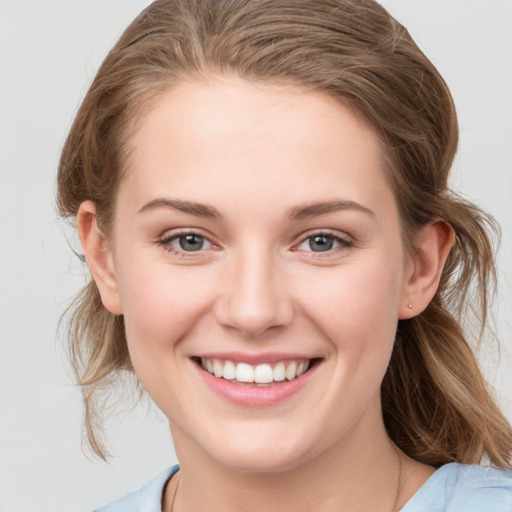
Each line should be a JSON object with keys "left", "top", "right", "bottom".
{"left": 285, "top": 361, "right": 297, "bottom": 381}
{"left": 297, "top": 362, "right": 306, "bottom": 377}
{"left": 254, "top": 364, "right": 273, "bottom": 384}
{"left": 200, "top": 358, "right": 311, "bottom": 384}
{"left": 223, "top": 360, "right": 236, "bottom": 380}
{"left": 273, "top": 362, "right": 286, "bottom": 381}
{"left": 213, "top": 359, "right": 224, "bottom": 378}
{"left": 236, "top": 363, "right": 254, "bottom": 382}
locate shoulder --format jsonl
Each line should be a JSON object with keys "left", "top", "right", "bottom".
{"left": 403, "top": 463, "right": 512, "bottom": 512}
{"left": 93, "top": 465, "right": 179, "bottom": 512}
{"left": 444, "top": 464, "right": 512, "bottom": 511}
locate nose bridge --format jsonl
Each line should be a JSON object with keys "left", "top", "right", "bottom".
{"left": 215, "top": 242, "right": 293, "bottom": 336}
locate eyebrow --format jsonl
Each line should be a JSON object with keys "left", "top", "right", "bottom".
{"left": 137, "top": 197, "right": 375, "bottom": 221}
{"left": 285, "top": 200, "right": 376, "bottom": 221}
{"left": 138, "top": 198, "right": 222, "bottom": 219}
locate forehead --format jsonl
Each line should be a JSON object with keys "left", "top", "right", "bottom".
{"left": 120, "top": 76, "right": 396, "bottom": 220}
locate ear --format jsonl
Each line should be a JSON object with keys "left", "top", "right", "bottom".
{"left": 77, "top": 200, "right": 123, "bottom": 315}
{"left": 398, "top": 220, "right": 454, "bottom": 319}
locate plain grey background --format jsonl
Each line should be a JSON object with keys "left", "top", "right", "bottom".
{"left": 0, "top": 1, "right": 511, "bottom": 511}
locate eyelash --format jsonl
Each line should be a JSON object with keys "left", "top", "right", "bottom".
{"left": 158, "top": 230, "right": 216, "bottom": 256}
{"left": 294, "top": 231, "right": 354, "bottom": 255}
{"left": 157, "top": 230, "right": 354, "bottom": 257}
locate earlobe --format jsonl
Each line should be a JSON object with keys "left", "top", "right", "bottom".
{"left": 77, "top": 201, "right": 123, "bottom": 315}
{"left": 399, "top": 220, "right": 454, "bottom": 319}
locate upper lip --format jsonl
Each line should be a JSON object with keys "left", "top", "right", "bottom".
{"left": 192, "top": 352, "right": 320, "bottom": 365}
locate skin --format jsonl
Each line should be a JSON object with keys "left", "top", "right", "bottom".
{"left": 78, "top": 76, "right": 453, "bottom": 511}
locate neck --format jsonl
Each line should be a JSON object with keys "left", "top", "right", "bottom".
{"left": 166, "top": 415, "right": 405, "bottom": 512}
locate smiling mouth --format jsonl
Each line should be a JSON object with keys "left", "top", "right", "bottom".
{"left": 193, "top": 357, "right": 319, "bottom": 387}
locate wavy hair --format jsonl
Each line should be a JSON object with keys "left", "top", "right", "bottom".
{"left": 57, "top": 0, "right": 512, "bottom": 465}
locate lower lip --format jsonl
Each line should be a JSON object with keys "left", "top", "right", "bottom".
{"left": 194, "top": 361, "right": 318, "bottom": 407}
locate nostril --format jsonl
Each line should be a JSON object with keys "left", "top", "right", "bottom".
{"left": 214, "top": 295, "right": 294, "bottom": 338}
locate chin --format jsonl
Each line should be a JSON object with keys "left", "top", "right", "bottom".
{"left": 204, "top": 430, "right": 317, "bottom": 475}
{"left": 219, "top": 452, "right": 306, "bottom": 475}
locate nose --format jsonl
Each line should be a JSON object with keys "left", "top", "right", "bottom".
{"left": 214, "top": 245, "right": 294, "bottom": 337}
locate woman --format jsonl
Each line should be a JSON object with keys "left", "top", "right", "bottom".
{"left": 57, "top": 0, "right": 512, "bottom": 510}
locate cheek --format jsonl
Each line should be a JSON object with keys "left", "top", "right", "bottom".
{"left": 297, "top": 255, "right": 404, "bottom": 352}
{"left": 117, "top": 265, "right": 215, "bottom": 366}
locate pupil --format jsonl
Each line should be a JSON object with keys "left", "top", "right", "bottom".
{"left": 310, "top": 235, "right": 333, "bottom": 252}
{"left": 179, "top": 234, "right": 204, "bottom": 251}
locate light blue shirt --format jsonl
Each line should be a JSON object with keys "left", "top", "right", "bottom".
{"left": 93, "top": 463, "right": 512, "bottom": 511}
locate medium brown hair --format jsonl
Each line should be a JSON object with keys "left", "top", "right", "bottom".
{"left": 57, "top": 0, "right": 512, "bottom": 465}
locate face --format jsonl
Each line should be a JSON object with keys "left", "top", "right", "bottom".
{"left": 105, "top": 77, "right": 413, "bottom": 472}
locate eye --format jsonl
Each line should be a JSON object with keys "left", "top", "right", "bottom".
{"left": 175, "top": 234, "right": 208, "bottom": 252}
{"left": 159, "top": 232, "right": 214, "bottom": 254}
{"left": 297, "top": 233, "right": 352, "bottom": 253}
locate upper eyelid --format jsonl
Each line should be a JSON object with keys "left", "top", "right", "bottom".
{"left": 159, "top": 227, "right": 216, "bottom": 242}
{"left": 158, "top": 229, "right": 221, "bottom": 256}
{"left": 295, "top": 229, "right": 353, "bottom": 244}
{"left": 292, "top": 230, "right": 355, "bottom": 254}
{"left": 156, "top": 228, "right": 353, "bottom": 248}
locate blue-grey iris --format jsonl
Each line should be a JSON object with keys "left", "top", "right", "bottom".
{"left": 309, "top": 235, "right": 333, "bottom": 252}
{"left": 179, "top": 234, "right": 204, "bottom": 251}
